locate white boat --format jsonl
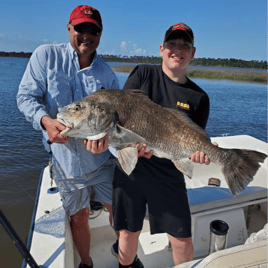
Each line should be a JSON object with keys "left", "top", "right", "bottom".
{"left": 22, "top": 135, "right": 267, "bottom": 268}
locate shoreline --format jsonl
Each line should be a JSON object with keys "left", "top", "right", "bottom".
{"left": 111, "top": 65, "right": 267, "bottom": 84}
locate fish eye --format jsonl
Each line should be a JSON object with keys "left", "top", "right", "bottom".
{"left": 75, "top": 105, "right": 81, "bottom": 111}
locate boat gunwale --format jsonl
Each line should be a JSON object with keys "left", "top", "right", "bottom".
{"left": 21, "top": 168, "right": 45, "bottom": 268}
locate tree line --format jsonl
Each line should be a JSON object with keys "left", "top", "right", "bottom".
{"left": 0, "top": 51, "right": 32, "bottom": 58}
{"left": 100, "top": 54, "right": 267, "bottom": 69}
{"left": 0, "top": 51, "right": 266, "bottom": 69}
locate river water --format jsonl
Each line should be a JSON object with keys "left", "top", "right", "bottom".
{"left": 0, "top": 57, "right": 266, "bottom": 267}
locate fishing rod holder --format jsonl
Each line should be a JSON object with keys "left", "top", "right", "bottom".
{"left": 209, "top": 219, "right": 229, "bottom": 254}
{"left": 191, "top": 219, "right": 229, "bottom": 268}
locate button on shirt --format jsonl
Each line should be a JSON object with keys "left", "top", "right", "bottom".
{"left": 17, "top": 43, "right": 119, "bottom": 179}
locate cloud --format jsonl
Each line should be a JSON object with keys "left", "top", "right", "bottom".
{"left": 120, "top": 41, "right": 127, "bottom": 48}
{"left": 98, "top": 49, "right": 116, "bottom": 55}
{"left": 120, "top": 41, "right": 146, "bottom": 56}
{"left": 120, "top": 41, "right": 128, "bottom": 55}
{"left": 134, "top": 48, "right": 146, "bottom": 55}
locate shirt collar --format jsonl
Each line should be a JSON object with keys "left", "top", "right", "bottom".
{"left": 67, "top": 42, "right": 76, "bottom": 60}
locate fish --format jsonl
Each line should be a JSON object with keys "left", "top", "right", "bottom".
{"left": 57, "top": 89, "right": 266, "bottom": 196}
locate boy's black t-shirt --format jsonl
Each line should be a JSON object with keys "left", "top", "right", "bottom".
{"left": 123, "top": 64, "right": 210, "bottom": 183}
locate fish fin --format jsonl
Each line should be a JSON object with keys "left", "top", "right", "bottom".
{"left": 115, "top": 125, "right": 148, "bottom": 144}
{"left": 117, "top": 147, "right": 138, "bottom": 175}
{"left": 164, "top": 108, "right": 211, "bottom": 141}
{"left": 221, "top": 149, "right": 267, "bottom": 196}
{"left": 172, "top": 158, "right": 194, "bottom": 178}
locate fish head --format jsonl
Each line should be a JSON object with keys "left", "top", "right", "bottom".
{"left": 57, "top": 98, "right": 117, "bottom": 140}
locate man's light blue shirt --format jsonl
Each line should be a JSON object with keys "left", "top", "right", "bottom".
{"left": 17, "top": 43, "right": 119, "bottom": 179}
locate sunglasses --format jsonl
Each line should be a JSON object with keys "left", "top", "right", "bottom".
{"left": 70, "top": 23, "right": 101, "bottom": 36}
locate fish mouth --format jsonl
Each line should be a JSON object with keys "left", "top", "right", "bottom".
{"left": 57, "top": 118, "right": 73, "bottom": 137}
{"left": 56, "top": 117, "right": 116, "bottom": 139}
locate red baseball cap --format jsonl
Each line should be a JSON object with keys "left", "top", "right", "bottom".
{"left": 163, "top": 23, "right": 194, "bottom": 44}
{"left": 69, "top": 5, "right": 102, "bottom": 30}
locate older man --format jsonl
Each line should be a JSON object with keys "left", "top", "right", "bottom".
{"left": 17, "top": 5, "right": 119, "bottom": 268}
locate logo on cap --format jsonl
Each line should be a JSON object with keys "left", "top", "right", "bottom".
{"left": 84, "top": 10, "right": 93, "bottom": 15}
{"left": 173, "top": 23, "right": 190, "bottom": 31}
{"left": 163, "top": 22, "right": 194, "bottom": 44}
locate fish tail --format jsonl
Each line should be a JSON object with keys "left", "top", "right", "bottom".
{"left": 221, "top": 149, "right": 266, "bottom": 196}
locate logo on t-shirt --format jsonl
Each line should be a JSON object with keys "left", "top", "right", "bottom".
{"left": 176, "top": 101, "right": 190, "bottom": 111}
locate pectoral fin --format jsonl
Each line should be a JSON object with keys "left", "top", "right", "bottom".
{"left": 172, "top": 158, "right": 194, "bottom": 178}
{"left": 117, "top": 147, "right": 138, "bottom": 175}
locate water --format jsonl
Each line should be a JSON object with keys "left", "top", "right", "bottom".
{"left": 0, "top": 57, "right": 266, "bottom": 267}
{"left": 195, "top": 79, "right": 266, "bottom": 140}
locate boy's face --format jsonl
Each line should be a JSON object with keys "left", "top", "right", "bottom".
{"left": 160, "top": 38, "right": 196, "bottom": 72}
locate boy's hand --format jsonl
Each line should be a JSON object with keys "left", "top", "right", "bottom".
{"left": 190, "top": 142, "right": 218, "bottom": 165}
{"left": 83, "top": 135, "right": 109, "bottom": 154}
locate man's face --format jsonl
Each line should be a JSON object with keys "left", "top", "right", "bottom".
{"left": 67, "top": 22, "right": 101, "bottom": 57}
{"left": 160, "top": 38, "right": 196, "bottom": 72}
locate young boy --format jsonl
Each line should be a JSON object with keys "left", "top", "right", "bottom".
{"left": 112, "top": 23, "right": 210, "bottom": 267}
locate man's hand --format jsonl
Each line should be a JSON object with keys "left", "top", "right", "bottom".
{"left": 131, "top": 143, "right": 153, "bottom": 159}
{"left": 83, "top": 135, "right": 109, "bottom": 154}
{"left": 41, "top": 115, "right": 69, "bottom": 144}
{"left": 190, "top": 142, "right": 218, "bottom": 165}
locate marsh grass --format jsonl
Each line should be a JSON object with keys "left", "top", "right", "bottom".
{"left": 111, "top": 65, "right": 267, "bottom": 84}
{"left": 187, "top": 68, "right": 266, "bottom": 83}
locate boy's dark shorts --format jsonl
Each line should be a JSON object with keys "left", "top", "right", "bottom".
{"left": 112, "top": 166, "right": 192, "bottom": 238}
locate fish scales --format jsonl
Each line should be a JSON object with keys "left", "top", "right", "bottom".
{"left": 57, "top": 89, "right": 267, "bottom": 196}
{"left": 89, "top": 89, "right": 207, "bottom": 156}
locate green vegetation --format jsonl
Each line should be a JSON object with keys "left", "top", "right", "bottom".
{"left": 187, "top": 68, "right": 266, "bottom": 83}
{"left": 190, "top": 58, "right": 266, "bottom": 70}
{"left": 0, "top": 51, "right": 266, "bottom": 70}
{"left": 0, "top": 51, "right": 32, "bottom": 58}
{"left": 111, "top": 65, "right": 267, "bottom": 84}
{"left": 100, "top": 54, "right": 266, "bottom": 70}
{"left": 1, "top": 51, "right": 266, "bottom": 82}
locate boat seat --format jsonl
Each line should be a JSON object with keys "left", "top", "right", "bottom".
{"left": 174, "top": 224, "right": 268, "bottom": 268}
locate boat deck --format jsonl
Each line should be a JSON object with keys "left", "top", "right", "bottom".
{"left": 24, "top": 135, "right": 267, "bottom": 268}
{"left": 86, "top": 209, "right": 175, "bottom": 268}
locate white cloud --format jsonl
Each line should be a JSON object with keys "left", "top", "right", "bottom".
{"left": 120, "top": 41, "right": 147, "bottom": 56}
{"left": 98, "top": 49, "right": 115, "bottom": 55}
{"left": 40, "top": 39, "right": 57, "bottom": 45}
{"left": 120, "top": 41, "right": 128, "bottom": 55}
{"left": 133, "top": 48, "right": 146, "bottom": 55}
{"left": 120, "top": 41, "right": 127, "bottom": 48}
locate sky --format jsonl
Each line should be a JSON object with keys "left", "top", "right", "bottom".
{"left": 0, "top": 0, "right": 266, "bottom": 61}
